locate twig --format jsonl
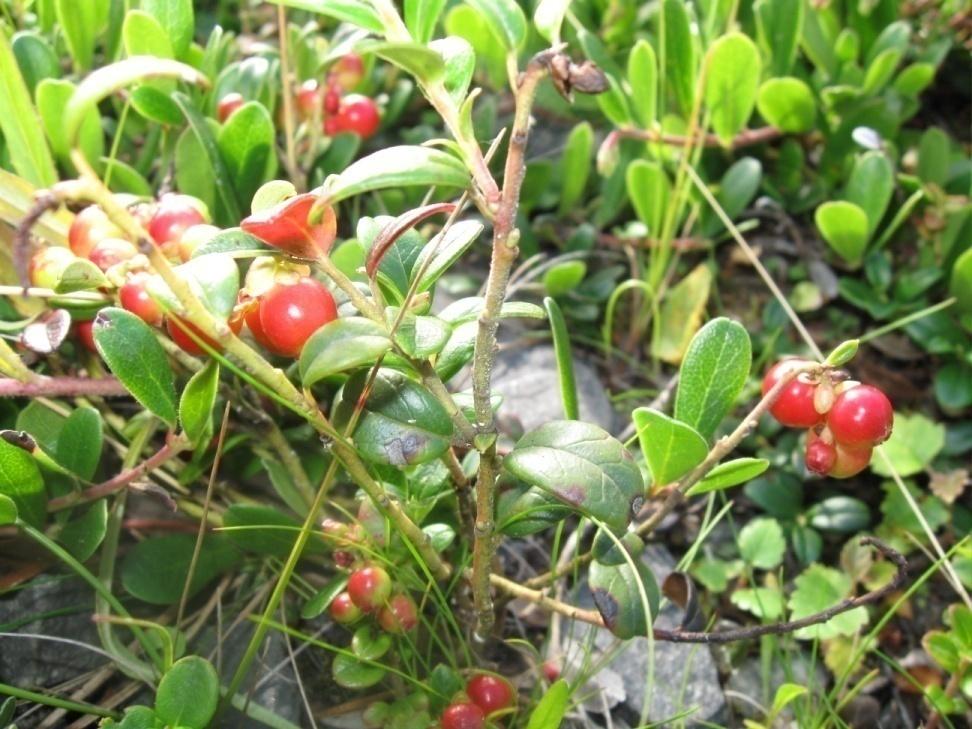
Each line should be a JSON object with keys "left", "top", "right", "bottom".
{"left": 611, "top": 125, "right": 782, "bottom": 150}
{"left": 275, "top": 4, "right": 300, "bottom": 190}
{"left": 13, "top": 190, "right": 60, "bottom": 288}
{"left": 0, "top": 376, "right": 128, "bottom": 398}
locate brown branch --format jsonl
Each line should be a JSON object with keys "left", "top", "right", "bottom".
{"left": 0, "top": 376, "right": 129, "bottom": 398}
{"left": 47, "top": 436, "right": 187, "bottom": 511}
{"left": 612, "top": 125, "right": 782, "bottom": 150}
{"left": 13, "top": 191, "right": 60, "bottom": 288}
{"left": 495, "top": 537, "right": 907, "bottom": 644}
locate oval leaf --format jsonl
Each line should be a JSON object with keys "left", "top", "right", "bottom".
{"left": 180, "top": 360, "right": 219, "bottom": 447}
{"left": 686, "top": 457, "right": 769, "bottom": 496}
{"left": 299, "top": 317, "right": 392, "bottom": 385}
{"left": 815, "top": 201, "right": 869, "bottom": 266}
{"left": 704, "top": 33, "right": 762, "bottom": 145}
{"left": 155, "top": 656, "right": 219, "bottom": 729}
{"left": 589, "top": 558, "right": 660, "bottom": 639}
{"left": 632, "top": 407, "right": 707, "bottom": 487}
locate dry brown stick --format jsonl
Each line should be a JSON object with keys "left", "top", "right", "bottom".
{"left": 0, "top": 376, "right": 129, "bottom": 398}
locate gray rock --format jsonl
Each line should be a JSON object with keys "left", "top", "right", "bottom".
{"left": 725, "top": 646, "right": 827, "bottom": 721}
{"left": 458, "top": 343, "right": 617, "bottom": 434}
{"left": 0, "top": 577, "right": 103, "bottom": 688}
{"left": 566, "top": 545, "right": 728, "bottom": 727}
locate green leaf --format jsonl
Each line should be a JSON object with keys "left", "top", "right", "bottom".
{"left": 54, "top": 258, "right": 109, "bottom": 294}
{"left": 429, "top": 37, "right": 474, "bottom": 104}
{"left": 950, "top": 247, "right": 972, "bottom": 315}
{"left": 544, "top": 297, "right": 579, "bottom": 420}
{"left": 333, "top": 369, "right": 453, "bottom": 466}
{"left": 845, "top": 152, "right": 893, "bottom": 236}
{"left": 627, "top": 39, "right": 657, "bottom": 128}
{"left": 946, "top": 604, "right": 972, "bottom": 650}
{"left": 704, "top": 33, "right": 762, "bottom": 145}
{"left": 149, "top": 255, "right": 240, "bottom": 321}
{"left": 756, "top": 77, "right": 815, "bottom": 133}
{"left": 142, "top": 0, "right": 194, "bottom": 59}
{"left": 922, "top": 631, "right": 960, "bottom": 673}
{"left": 223, "top": 504, "right": 307, "bottom": 557}
{"left": 701, "top": 156, "right": 763, "bottom": 237}
{"left": 755, "top": 0, "right": 803, "bottom": 75}
{"left": 589, "top": 557, "right": 660, "bottom": 638}
{"left": 806, "top": 496, "right": 870, "bottom": 532}
{"left": 862, "top": 47, "right": 903, "bottom": 96}
{"left": 0, "top": 438, "right": 46, "bottom": 528}
{"left": 301, "top": 575, "right": 348, "bottom": 619}
{"left": 871, "top": 412, "right": 944, "bottom": 477}
{"left": 591, "top": 529, "right": 644, "bottom": 566}
{"left": 155, "top": 656, "right": 219, "bottom": 729}
{"left": 55, "top": 0, "right": 107, "bottom": 71}
{"left": 825, "top": 339, "right": 859, "bottom": 367}
{"left": 12, "top": 31, "right": 61, "bottom": 93}
{"left": 503, "top": 420, "right": 644, "bottom": 534}
{"left": 632, "top": 407, "right": 707, "bottom": 486}
{"left": 687, "top": 457, "right": 769, "bottom": 496}
{"left": 534, "top": 0, "right": 571, "bottom": 45}
{"left": 406, "top": 0, "right": 447, "bottom": 44}
{"left": 121, "top": 534, "right": 237, "bottom": 605}
{"left": 58, "top": 500, "right": 108, "bottom": 561}
{"left": 192, "top": 228, "right": 270, "bottom": 259}
{"left": 737, "top": 517, "right": 785, "bottom": 569}
{"left": 527, "top": 680, "right": 570, "bottom": 729}
{"left": 0, "top": 495, "right": 17, "bottom": 525}
{"left": 662, "top": 0, "right": 697, "bottom": 115}
{"left": 652, "top": 263, "right": 713, "bottom": 364}
{"left": 92, "top": 308, "right": 178, "bottom": 428}
{"left": 357, "top": 40, "right": 444, "bottom": 84}
{"left": 270, "top": 0, "right": 384, "bottom": 33}
{"left": 0, "top": 32, "right": 57, "bottom": 187}
{"left": 674, "top": 317, "right": 751, "bottom": 440}
{"left": 626, "top": 159, "right": 670, "bottom": 237}
{"left": 122, "top": 10, "right": 173, "bottom": 59}
{"left": 352, "top": 625, "right": 393, "bottom": 661}
{"left": 771, "top": 683, "right": 808, "bottom": 715}
{"left": 412, "top": 219, "right": 484, "bottom": 292}
{"left": 217, "top": 101, "right": 277, "bottom": 208}
{"left": 497, "top": 484, "right": 571, "bottom": 537}
{"left": 102, "top": 157, "right": 153, "bottom": 196}
{"left": 558, "top": 123, "right": 593, "bottom": 215}
{"left": 893, "top": 62, "right": 935, "bottom": 97}
{"left": 543, "top": 260, "right": 586, "bottom": 297}
{"left": 917, "top": 127, "right": 950, "bottom": 188}
{"left": 332, "top": 654, "right": 386, "bottom": 689}
{"left": 466, "top": 0, "right": 527, "bottom": 52}
{"left": 56, "top": 406, "right": 103, "bottom": 480}
{"left": 815, "top": 201, "right": 869, "bottom": 266}
{"left": 299, "top": 317, "right": 392, "bottom": 385}
{"left": 730, "top": 586, "right": 784, "bottom": 620}
{"left": 180, "top": 361, "right": 219, "bottom": 447}
{"left": 788, "top": 564, "right": 868, "bottom": 640}
{"left": 321, "top": 146, "right": 469, "bottom": 205}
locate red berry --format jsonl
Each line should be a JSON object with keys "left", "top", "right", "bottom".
{"left": 324, "top": 86, "right": 341, "bottom": 115}
{"left": 335, "top": 94, "right": 380, "bottom": 138}
{"left": 826, "top": 384, "right": 894, "bottom": 448}
{"left": 466, "top": 673, "right": 515, "bottom": 715}
{"left": 762, "top": 359, "right": 821, "bottom": 428}
{"left": 329, "top": 592, "right": 363, "bottom": 625}
{"left": 252, "top": 277, "right": 336, "bottom": 358}
{"left": 76, "top": 320, "right": 97, "bottom": 353}
{"left": 88, "top": 237, "right": 137, "bottom": 271}
{"left": 376, "top": 593, "right": 418, "bottom": 634}
{"left": 120, "top": 273, "right": 163, "bottom": 326}
{"left": 805, "top": 434, "right": 837, "bottom": 475}
{"left": 166, "top": 315, "right": 240, "bottom": 357}
{"left": 69, "top": 206, "right": 124, "bottom": 258}
{"left": 148, "top": 194, "right": 208, "bottom": 248}
{"left": 830, "top": 442, "right": 873, "bottom": 479}
{"left": 346, "top": 566, "right": 392, "bottom": 612}
{"left": 296, "top": 79, "right": 321, "bottom": 117}
{"left": 330, "top": 53, "right": 364, "bottom": 90}
{"left": 217, "top": 92, "right": 245, "bottom": 122}
{"left": 29, "top": 247, "right": 76, "bottom": 289}
{"left": 541, "top": 659, "right": 560, "bottom": 682}
{"left": 240, "top": 193, "right": 337, "bottom": 260}
{"left": 324, "top": 115, "right": 343, "bottom": 136}
{"left": 440, "top": 703, "right": 484, "bottom": 729}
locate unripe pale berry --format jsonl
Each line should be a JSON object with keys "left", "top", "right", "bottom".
{"left": 376, "top": 593, "right": 418, "bottom": 634}
{"left": 346, "top": 566, "right": 392, "bottom": 612}
{"left": 329, "top": 592, "right": 363, "bottom": 625}
{"left": 88, "top": 237, "right": 138, "bottom": 272}
{"left": 29, "top": 247, "right": 76, "bottom": 289}
{"left": 69, "top": 206, "right": 124, "bottom": 258}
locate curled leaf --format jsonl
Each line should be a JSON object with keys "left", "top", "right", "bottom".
{"left": 240, "top": 193, "right": 337, "bottom": 260}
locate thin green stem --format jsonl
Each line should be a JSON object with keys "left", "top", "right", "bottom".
{"left": 858, "top": 297, "right": 956, "bottom": 343}
{"left": 0, "top": 682, "right": 120, "bottom": 719}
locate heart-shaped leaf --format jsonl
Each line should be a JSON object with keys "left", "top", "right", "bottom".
{"left": 815, "top": 200, "right": 870, "bottom": 266}
{"left": 300, "top": 317, "right": 391, "bottom": 385}
{"left": 673, "top": 317, "right": 751, "bottom": 440}
{"left": 503, "top": 420, "right": 644, "bottom": 534}
{"left": 704, "top": 32, "right": 762, "bottom": 145}
{"left": 155, "top": 656, "right": 219, "bottom": 729}
{"left": 589, "top": 557, "right": 660, "bottom": 639}
{"left": 632, "top": 407, "right": 707, "bottom": 487}
{"left": 93, "top": 308, "right": 178, "bottom": 427}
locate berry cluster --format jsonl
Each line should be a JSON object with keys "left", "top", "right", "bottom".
{"left": 440, "top": 673, "right": 517, "bottom": 729}
{"left": 762, "top": 359, "right": 894, "bottom": 479}
{"left": 217, "top": 53, "right": 380, "bottom": 139}
{"left": 328, "top": 564, "right": 420, "bottom": 635}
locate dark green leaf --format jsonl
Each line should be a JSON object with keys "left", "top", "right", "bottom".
{"left": 544, "top": 297, "right": 579, "bottom": 421}
{"left": 589, "top": 558, "right": 660, "bottom": 639}
{"left": 351, "top": 625, "right": 392, "bottom": 661}
{"left": 56, "top": 406, "right": 102, "bottom": 480}
{"left": 223, "top": 503, "right": 307, "bottom": 557}
{"left": 807, "top": 496, "right": 870, "bottom": 532}
{"left": 58, "top": 500, "right": 107, "bottom": 561}
{"left": 391, "top": 312, "right": 451, "bottom": 359}
{"left": 591, "top": 529, "right": 644, "bottom": 566}
{"left": 0, "top": 438, "right": 46, "bottom": 527}
{"left": 704, "top": 33, "right": 762, "bottom": 145}
{"left": 321, "top": 146, "right": 469, "bottom": 204}
{"left": 503, "top": 420, "right": 644, "bottom": 534}
{"left": 121, "top": 534, "right": 237, "bottom": 605}
{"left": 155, "top": 656, "right": 219, "bottom": 729}
{"left": 301, "top": 575, "right": 348, "bottom": 619}
{"left": 332, "top": 654, "right": 385, "bottom": 689}
{"left": 558, "top": 123, "right": 594, "bottom": 215}
{"left": 632, "top": 407, "right": 707, "bottom": 486}
{"left": 12, "top": 31, "right": 60, "bottom": 93}
{"left": 92, "top": 308, "right": 178, "bottom": 428}
{"left": 673, "top": 317, "right": 751, "bottom": 440}
{"left": 180, "top": 361, "right": 219, "bottom": 447}
{"left": 300, "top": 317, "right": 391, "bottom": 385}
{"left": 497, "top": 484, "right": 571, "bottom": 536}
{"left": 131, "top": 85, "right": 184, "bottom": 126}
{"left": 217, "top": 101, "right": 277, "bottom": 207}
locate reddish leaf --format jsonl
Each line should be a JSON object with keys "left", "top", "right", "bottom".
{"left": 240, "top": 193, "right": 337, "bottom": 260}
{"left": 365, "top": 202, "right": 456, "bottom": 279}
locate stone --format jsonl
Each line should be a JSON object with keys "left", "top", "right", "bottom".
{"left": 725, "top": 644, "right": 827, "bottom": 721}
{"left": 565, "top": 545, "right": 728, "bottom": 727}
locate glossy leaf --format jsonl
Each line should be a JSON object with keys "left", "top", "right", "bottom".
{"left": 704, "top": 33, "right": 762, "bottom": 145}
{"left": 0, "top": 438, "right": 46, "bottom": 528}
{"left": 180, "top": 361, "right": 219, "bottom": 447}
{"left": 756, "top": 77, "right": 815, "bottom": 133}
{"left": 352, "top": 625, "right": 392, "bottom": 661}
{"left": 333, "top": 369, "right": 453, "bottom": 466}
{"left": 121, "top": 534, "right": 237, "bottom": 605}
{"left": 332, "top": 653, "right": 386, "bottom": 689}
{"left": 391, "top": 312, "right": 451, "bottom": 359}
{"left": 92, "top": 308, "right": 178, "bottom": 428}
{"left": 0, "top": 495, "right": 17, "bottom": 526}
{"left": 627, "top": 39, "right": 657, "bottom": 127}
{"left": 686, "top": 457, "right": 769, "bottom": 496}
{"left": 466, "top": 0, "right": 527, "bottom": 52}
{"left": 0, "top": 32, "right": 57, "bottom": 187}
{"left": 844, "top": 152, "right": 894, "bottom": 236}
{"left": 673, "top": 317, "right": 751, "bottom": 440}
{"left": 626, "top": 159, "right": 670, "bottom": 236}
{"left": 526, "top": 680, "right": 570, "bottom": 729}
{"left": 497, "top": 485, "right": 571, "bottom": 537}
{"left": 320, "top": 146, "right": 469, "bottom": 205}
{"left": 149, "top": 255, "right": 240, "bottom": 321}
{"left": 412, "top": 219, "right": 484, "bottom": 292}
{"left": 192, "top": 228, "right": 270, "bottom": 259}
{"left": 299, "top": 317, "right": 391, "bottom": 385}
{"left": 58, "top": 500, "right": 108, "bottom": 561}
{"left": 11, "top": 31, "right": 60, "bottom": 93}
{"left": 429, "top": 37, "right": 474, "bottom": 103}
{"left": 271, "top": 0, "right": 384, "bottom": 33}
{"left": 815, "top": 201, "right": 869, "bottom": 266}
{"left": 301, "top": 575, "right": 348, "bottom": 619}
{"left": 503, "top": 420, "right": 644, "bottom": 534}
{"left": 662, "top": 0, "right": 696, "bottom": 115}
{"left": 702, "top": 157, "right": 762, "bottom": 237}
{"left": 223, "top": 504, "right": 307, "bottom": 557}
{"left": 217, "top": 101, "right": 277, "bottom": 207}
{"left": 406, "top": 0, "right": 447, "bottom": 44}
{"left": 142, "top": 0, "right": 194, "bottom": 59}
{"left": 591, "top": 529, "right": 644, "bottom": 567}
{"left": 155, "top": 656, "right": 219, "bottom": 729}
{"left": 589, "top": 557, "right": 660, "bottom": 639}
{"left": 543, "top": 260, "right": 586, "bottom": 297}
{"left": 632, "top": 407, "right": 707, "bottom": 486}
{"left": 358, "top": 40, "right": 444, "bottom": 84}
{"left": 56, "top": 406, "right": 103, "bottom": 480}
{"left": 807, "top": 496, "right": 870, "bottom": 533}
{"left": 559, "top": 123, "right": 594, "bottom": 215}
